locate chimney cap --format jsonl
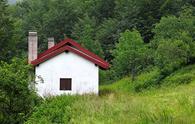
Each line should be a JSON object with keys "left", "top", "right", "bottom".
{"left": 29, "top": 32, "right": 37, "bottom": 36}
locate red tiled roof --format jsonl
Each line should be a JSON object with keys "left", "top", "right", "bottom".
{"left": 31, "top": 38, "right": 109, "bottom": 69}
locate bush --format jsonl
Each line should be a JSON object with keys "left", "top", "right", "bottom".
{"left": 0, "top": 58, "right": 41, "bottom": 124}
{"left": 25, "top": 95, "right": 77, "bottom": 124}
{"left": 134, "top": 68, "right": 162, "bottom": 92}
{"left": 165, "top": 74, "right": 194, "bottom": 85}
{"left": 101, "top": 64, "right": 195, "bottom": 93}
{"left": 100, "top": 68, "right": 163, "bottom": 93}
{"left": 154, "top": 39, "right": 189, "bottom": 75}
{"left": 99, "top": 70, "right": 115, "bottom": 85}
{"left": 162, "top": 65, "right": 195, "bottom": 86}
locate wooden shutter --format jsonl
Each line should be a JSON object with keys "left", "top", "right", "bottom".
{"left": 60, "top": 78, "right": 71, "bottom": 90}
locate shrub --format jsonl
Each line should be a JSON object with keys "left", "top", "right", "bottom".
{"left": 154, "top": 39, "right": 189, "bottom": 75}
{"left": 162, "top": 65, "right": 195, "bottom": 86}
{"left": 0, "top": 58, "right": 41, "bottom": 124}
{"left": 99, "top": 70, "right": 115, "bottom": 85}
{"left": 165, "top": 74, "right": 193, "bottom": 85}
{"left": 25, "top": 95, "right": 77, "bottom": 124}
{"left": 134, "top": 67, "right": 161, "bottom": 92}
{"left": 100, "top": 68, "right": 163, "bottom": 93}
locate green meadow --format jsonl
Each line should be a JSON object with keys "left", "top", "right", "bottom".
{"left": 26, "top": 65, "right": 195, "bottom": 124}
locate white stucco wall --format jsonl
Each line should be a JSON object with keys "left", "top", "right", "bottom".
{"left": 35, "top": 51, "right": 99, "bottom": 97}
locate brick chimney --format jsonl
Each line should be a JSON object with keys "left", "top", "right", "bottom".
{"left": 48, "top": 37, "right": 55, "bottom": 49}
{"left": 28, "top": 32, "right": 38, "bottom": 64}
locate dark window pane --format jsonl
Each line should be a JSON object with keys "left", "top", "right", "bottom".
{"left": 60, "top": 78, "right": 71, "bottom": 90}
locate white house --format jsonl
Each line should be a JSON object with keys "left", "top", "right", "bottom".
{"left": 28, "top": 32, "right": 109, "bottom": 97}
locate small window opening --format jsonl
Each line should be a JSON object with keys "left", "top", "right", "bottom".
{"left": 60, "top": 78, "right": 71, "bottom": 90}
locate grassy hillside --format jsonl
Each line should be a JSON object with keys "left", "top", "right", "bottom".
{"left": 26, "top": 65, "right": 195, "bottom": 124}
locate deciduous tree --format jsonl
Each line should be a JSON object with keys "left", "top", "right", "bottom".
{"left": 72, "top": 15, "right": 104, "bottom": 57}
{"left": 112, "top": 29, "right": 148, "bottom": 80}
{"left": 0, "top": 0, "right": 16, "bottom": 61}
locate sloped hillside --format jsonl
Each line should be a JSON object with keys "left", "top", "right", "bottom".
{"left": 26, "top": 65, "right": 195, "bottom": 124}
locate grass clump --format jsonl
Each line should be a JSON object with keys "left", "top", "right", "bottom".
{"left": 100, "top": 65, "right": 195, "bottom": 93}
{"left": 133, "top": 67, "right": 161, "bottom": 92}
{"left": 100, "top": 67, "right": 162, "bottom": 93}
{"left": 25, "top": 95, "right": 77, "bottom": 124}
{"left": 162, "top": 64, "right": 195, "bottom": 86}
{"left": 100, "top": 77, "right": 133, "bottom": 94}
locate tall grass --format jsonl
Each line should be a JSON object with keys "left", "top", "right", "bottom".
{"left": 26, "top": 65, "right": 195, "bottom": 124}
{"left": 26, "top": 87, "right": 195, "bottom": 124}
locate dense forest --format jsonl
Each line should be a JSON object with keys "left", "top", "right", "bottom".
{"left": 1, "top": 0, "right": 195, "bottom": 123}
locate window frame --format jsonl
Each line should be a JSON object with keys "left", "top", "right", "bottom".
{"left": 60, "top": 78, "right": 72, "bottom": 91}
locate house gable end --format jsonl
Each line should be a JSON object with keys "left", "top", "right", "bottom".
{"left": 31, "top": 39, "right": 109, "bottom": 69}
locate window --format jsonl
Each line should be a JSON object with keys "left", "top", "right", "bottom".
{"left": 60, "top": 78, "right": 72, "bottom": 90}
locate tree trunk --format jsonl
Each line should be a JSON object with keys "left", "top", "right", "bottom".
{"left": 131, "top": 68, "right": 136, "bottom": 81}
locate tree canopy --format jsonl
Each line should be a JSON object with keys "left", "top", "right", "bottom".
{"left": 0, "top": 0, "right": 16, "bottom": 61}
{"left": 112, "top": 30, "right": 149, "bottom": 80}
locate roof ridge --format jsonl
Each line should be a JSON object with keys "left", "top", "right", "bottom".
{"left": 31, "top": 38, "right": 109, "bottom": 69}
{"left": 67, "top": 39, "right": 108, "bottom": 64}
{"left": 38, "top": 39, "right": 69, "bottom": 58}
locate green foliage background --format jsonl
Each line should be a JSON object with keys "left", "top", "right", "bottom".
{"left": 1, "top": 0, "right": 195, "bottom": 123}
